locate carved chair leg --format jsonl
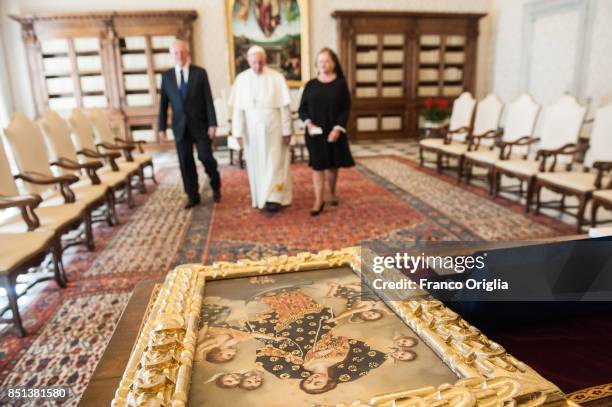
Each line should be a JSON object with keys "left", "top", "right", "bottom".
{"left": 576, "top": 195, "right": 587, "bottom": 234}
{"left": 465, "top": 160, "right": 473, "bottom": 186}
{"left": 533, "top": 181, "right": 541, "bottom": 215}
{"left": 229, "top": 149, "right": 234, "bottom": 166}
{"left": 487, "top": 166, "right": 494, "bottom": 195}
{"left": 419, "top": 146, "right": 424, "bottom": 166}
{"left": 111, "top": 189, "right": 120, "bottom": 225}
{"left": 1, "top": 274, "right": 25, "bottom": 337}
{"left": 149, "top": 163, "right": 158, "bottom": 185}
{"left": 126, "top": 175, "right": 135, "bottom": 209}
{"left": 457, "top": 155, "right": 464, "bottom": 183}
{"left": 436, "top": 152, "right": 442, "bottom": 173}
{"left": 525, "top": 177, "right": 534, "bottom": 212}
{"left": 492, "top": 169, "right": 500, "bottom": 198}
{"left": 105, "top": 189, "right": 117, "bottom": 228}
{"left": 52, "top": 237, "right": 67, "bottom": 288}
{"left": 84, "top": 211, "right": 94, "bottom": 252}
{"left": 560, "top": 195, "right": 566, "bottom": 212}
{"left": 591, "top": 199, "right": 600, "bottom": 228}
{"left": 239, "top": 151, "right": 244, "bottom": 169}
{"left": 138, "top": 168, "right": 147, "bottom": 194}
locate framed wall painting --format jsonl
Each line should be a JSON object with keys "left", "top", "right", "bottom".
{"left": 111, "top": 247, "right": 576, "bottom": 406}
{"left": 225, "top": 0, "right": 310, "bottom": 88}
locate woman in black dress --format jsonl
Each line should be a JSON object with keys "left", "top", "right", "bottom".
{"left": 298, "top": 48, "right": 355, "bottom": 216}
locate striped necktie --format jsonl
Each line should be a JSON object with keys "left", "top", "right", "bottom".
{"left": 179, "top": 69, "right": 187, "bottom": 99}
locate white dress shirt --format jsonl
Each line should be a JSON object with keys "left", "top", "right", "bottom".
{"left": 174, "top": 65, "right": 189, "bottom": 87}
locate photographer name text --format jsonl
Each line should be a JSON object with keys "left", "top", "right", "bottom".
{"left": 372, "top": 278, "right": 509, "bottom": 292}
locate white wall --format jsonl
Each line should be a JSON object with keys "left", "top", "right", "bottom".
{"left": 0, "top": 14, "right": 12, "bottom": 127}
{"left": 584, "top": 0, "right": 612, "bottom": 107}
{"left": 492, "top": 0, "right": 612, "bottom": 110}
{"left": 2, "top": 0, "right": 493, "bottom": 119}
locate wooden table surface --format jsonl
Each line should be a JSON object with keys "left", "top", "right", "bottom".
{"left": 80, "top": 278, "right": 162, "bottom": 406}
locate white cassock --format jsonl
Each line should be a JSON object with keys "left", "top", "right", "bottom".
{"left": 229, "top": 67, "right": 293, "bottom": 209}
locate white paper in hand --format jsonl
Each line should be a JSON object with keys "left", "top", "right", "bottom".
{"left": 309, "top": 126, "right": 323, "bottom": 135}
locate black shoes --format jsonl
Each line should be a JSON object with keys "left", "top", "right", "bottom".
{"left": 330, "top": 198, "right": 339, "bottom": 206}
{"left": 184, "top": 197, "right": 200, "bottom": 209}
{"left": 265, "top": 202, "right": 281, "bottom": 213}
{"left": 310, "top": 202, "right": 325, "bottom": 217}
{"left": 184, "top": 190, "right": 220, "bottom": 209}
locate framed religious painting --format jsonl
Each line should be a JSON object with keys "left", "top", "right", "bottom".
{"left": 112, "top": 247, "right": 577, "bottom": 406}
{"left": 225, "top": 0, "right": 310, "bottom": 88}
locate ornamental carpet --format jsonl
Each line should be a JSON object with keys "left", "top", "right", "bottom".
{"left": 0, "top": 155, "right": 577, "bottom": 406}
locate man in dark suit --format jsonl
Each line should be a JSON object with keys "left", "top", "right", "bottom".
{"left": 158, "top": 39, "right": 221, "bottom": 209}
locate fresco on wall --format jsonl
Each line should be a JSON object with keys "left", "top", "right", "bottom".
{"left": 228, "top": 0, "right": 307, "bottom": 86}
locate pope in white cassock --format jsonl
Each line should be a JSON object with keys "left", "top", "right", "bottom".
{"left": 229, "top": 45, "right": 293, "bottom": 213}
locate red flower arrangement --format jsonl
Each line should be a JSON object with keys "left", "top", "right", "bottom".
{"left": 420, "top": 98, "right": 451, "bottom": 122}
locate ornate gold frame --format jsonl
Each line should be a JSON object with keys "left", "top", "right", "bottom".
{"left": 224, "top": 0, "right": 310, "bottom": 88}
{"left": 111, "top": 247, "right": 578, "bottom": 406}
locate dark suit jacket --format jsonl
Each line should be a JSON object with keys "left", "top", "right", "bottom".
{"left": 158, "top": 64, "right": 217, "bottom": 141}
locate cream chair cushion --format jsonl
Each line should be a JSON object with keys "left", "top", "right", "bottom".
{"left": 471, "top": 94, "right": 503, "bottom": 147}
{"left": 0, "top": 203, "right": 86, "bottom": 234}
{"left": 0, "top": 231, "right": 55, "bottom": 272}
{"left": 447, "top": 92, "right": 476, "bottom": 143}
{"left": 41, "top": 183, "right": 108, "bottom": 208}
{"left": 72, "top": 171, "right": 125, "bottom": 189}
{"left": 466, "top": 148, "right": 525, "bottom": 165}
{"left": 502, "top": 94, "right": 541, "bottom": 143}
{"left": 593, "top": 189, "right": 612, "bottom": 203}
{"left": 419, "top": 138, "right": 445, "bottom": 150}
{"left": 437, "top": 143, "right": 469, "bottom": 156}
{"left": 70, "top": 108, "right": 99, "bottom": 161}
{"left": 70, "top": 109, "right": 141, "bottom": 177}
{"left": 90, "top": 109, "right": 153, "bottom": 168}
{"left": 116, "top": 161, "right": 141, "bottom": 174}
{"left": 495, "top": 159, "right": 541, "bottom": 177}
{"left": 98, "top": 165, "right": 133, "bottom": 178}
{"left": 0, "top": 136, "right": 20, "bottom": 196}
{"left": 465, "top": 149, "right": 500, "bottom": 165}
{"left": 536, "top": 171, "right": 601, "bottom": 193}
{"left": 134, "top": 153, "right": 153, "bottom": 164}
{"left": 98, "top": 171, "right": 129, "bottom": 188}
{"left": 537, "top": 95, "right": 586, "bottom": 152}
{"left": 3, "top": 113, "right": 56, "bottom": 195}
{"left": 583, "top": 103, "right": 612, "bottom": 168}
{"left": 227, "top": 136, "right": 242, "bottom": 152}
{"left": 118, "top": 154, "right": 152, "bottom": 168}
{"left": 41, "top": 111, "right": 80, "bottom": 168}
{"left": 290, "top": 133, "right": 305, "bottom": 147}
{"left": 89, "top": 108, "right": 115, "bottom": 145}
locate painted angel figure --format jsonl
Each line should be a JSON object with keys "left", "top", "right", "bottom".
{"left": 195, "top": 302, "right": 281, "bottom": 363}
{"left": 205, "top": 369, "right": 265, "bottom": 390}
{"left": 234, "top": 0, "right": 250, "bottom": 21}
{"left": 325, "top": 282, "right": 393, "bottom": 323}
{"left": 195, "top": 324, "right": 282, "bottom": 364}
